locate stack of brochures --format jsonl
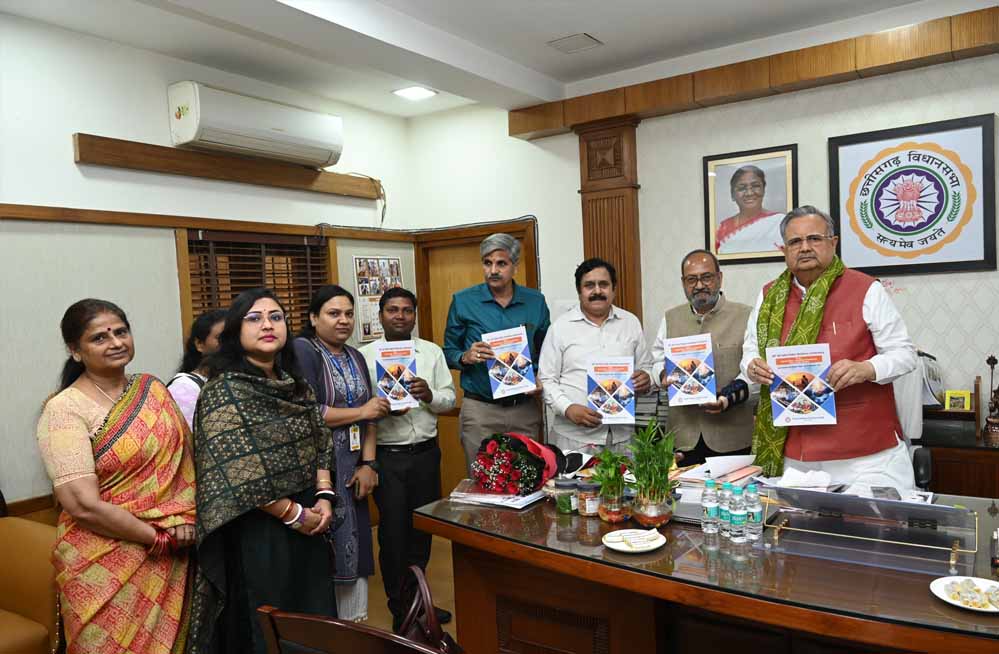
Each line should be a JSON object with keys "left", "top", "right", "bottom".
{"left": 448, "top": 479, "right": 545, "bottom": 510}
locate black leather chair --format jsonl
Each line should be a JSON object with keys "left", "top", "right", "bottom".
{"left": 257, "top": 606, "right": 444, "bottom": 654}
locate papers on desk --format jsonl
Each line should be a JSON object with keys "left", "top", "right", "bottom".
{"left": 676, "top": 454, "right": 759, "bottom": 487}
{"left": 664, "top": 334, "right": 716, "bottom": 406}
{"left": 482, "top": 326, "right": 536, "bottom": 399}
{"left": 586, "top": 356, "right": 636, "bottom": 424}
{"left": 767, "top": 344, "right": 837, "bottom": 426}
{"left": 777, "top": 468, "right": 832, "bottom": 490}
{"left": 448, "top": 479, "right": 544, "bottom": 509}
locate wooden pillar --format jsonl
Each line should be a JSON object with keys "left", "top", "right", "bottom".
{"left": 576, "top": 117, "right": 643, "bottom": 320}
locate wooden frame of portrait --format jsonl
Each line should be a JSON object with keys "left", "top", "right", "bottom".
{"left": 703, "top": 144, "right": 798, "bottom": 265}
{"left": 828, "top": 114, "right": 996, "bottom": 276}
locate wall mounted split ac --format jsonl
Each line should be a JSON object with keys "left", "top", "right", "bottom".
{"left": 167, "top": 81, "right": 343, "bottom": 168}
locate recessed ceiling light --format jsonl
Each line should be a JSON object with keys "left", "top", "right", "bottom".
{"left": 393, "top": 86, "right": 438, "bottom": 101}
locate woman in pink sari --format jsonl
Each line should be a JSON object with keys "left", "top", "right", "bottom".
{"left": 36, "top": 299, "right": 196, "bottom": 653}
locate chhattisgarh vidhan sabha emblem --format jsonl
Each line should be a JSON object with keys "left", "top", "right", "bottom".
{"left": 846, "top": 142, "right": 977, "bottom": 259}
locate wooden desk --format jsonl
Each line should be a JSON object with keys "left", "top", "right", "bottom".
{"left": 415, "top": 497, "right": 999, "bottom": 654}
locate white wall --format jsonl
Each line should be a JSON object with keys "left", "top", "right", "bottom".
{"left": 1, "top": 220, "right": 182, "bottom": 501}
{"left": 0, "top": 13, "right": 410, "bottom": 226}
{"left": 638, "top": 54, "right": 999, "bottom": 392}
{"left": 403, "top": 105, "right": 582, "bottom": 304}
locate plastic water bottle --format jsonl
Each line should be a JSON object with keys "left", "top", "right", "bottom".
{"left": 729, "top": 486, "right": 747, "bottom": 544}
{"left": 701, "top": 479, "right": 719, "bottom": 534}
{"left": 745, "top": 483, "right": 763, "bottom": 542}
{"left": 719, "top": 482, "right": 733, "bottom": 538}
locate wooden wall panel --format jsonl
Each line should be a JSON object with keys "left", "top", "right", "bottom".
{"left": 508, "top": 101, "right": 568, "bottom": 139}
{"left": 770, "top": 39, "right": 858, "bottom": 91}
{"left": 564, "top": 89, "right": 627, "bottom": 126}
{"left": 581, "top": 189, "right": 642, "bottom": 320}
{"left": 624, "top": 74, "right": 696, "bottom": 118}
{"left": 175, "top": 228, "right": 193, "bottom": 340}
{"left": 855, "top": 17, "right": 953, "bottom": 77}
{"left": 952, "top": 6, "right": 999, "bottom": 59}
{"left": 694, "top": 57, "right": 775, "bottom": 106}
{"left": 74, "top": 133, "right": 381, "bottom": 199}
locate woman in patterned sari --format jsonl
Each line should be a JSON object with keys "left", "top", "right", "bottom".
{"left": 186, "top": 288, "right": 337, "bottom": 654}
{"left": 293, "top": 285, "right": 388, "bottom": 621}
{"left": 36, "top": 299, "right": 197, "bottom": 654}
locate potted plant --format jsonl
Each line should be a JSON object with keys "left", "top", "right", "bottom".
{"left": 628, "top": 417, "right": 678, "bottom": 528}
{"left": 590, "top": 448, "right": 631, "bottom": 523}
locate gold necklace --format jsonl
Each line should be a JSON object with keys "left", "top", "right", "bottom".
{"left": 86, "top": 374, "right": 124, "bottom": 404}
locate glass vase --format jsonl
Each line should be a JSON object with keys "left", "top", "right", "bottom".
{"left": 597, "top": 492, "right": 630, "bottom": 523}
{"left": 631, "top": 495, "right": 673, "bottom": 528}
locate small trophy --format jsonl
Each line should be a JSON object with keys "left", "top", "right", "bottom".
{"left": 985, "top": 355, "right": 999, "bottom": 447}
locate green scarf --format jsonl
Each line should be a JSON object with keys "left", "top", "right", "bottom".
{"left": 752, "top": 256, "right": 845, "bottom": 476}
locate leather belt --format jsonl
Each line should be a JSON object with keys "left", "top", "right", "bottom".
{"left": 463, "top": 391, "right": 534, "bottom": 407}
{"left": 378, "top": 438, "right": 438, "bottom": 454}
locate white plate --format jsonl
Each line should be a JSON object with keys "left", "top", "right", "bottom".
{"left": 602, "top": 529, "right": 667, "bottom": 553}
{"left": 929, "top": 576, "right": 999, "bottom": 613}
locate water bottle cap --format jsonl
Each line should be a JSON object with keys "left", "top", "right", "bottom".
{"left": 733, "top": 486, "right": 744, "bottom": 495}
{"left": 704, "top": 479, "right": 716, "bottom": 488}
{"left": 746, "top": 483, "right": 758, "bottom": 492}
{"left": 722, "top": 482, "right": 733, "bottom": 489}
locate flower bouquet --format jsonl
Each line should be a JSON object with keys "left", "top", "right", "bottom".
{"left": 472, "top": 432, "right": 562, "bottom": 495}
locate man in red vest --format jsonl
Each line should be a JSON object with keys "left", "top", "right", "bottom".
{"left": 741, "top": 206, "right": 917, "bottom": 490}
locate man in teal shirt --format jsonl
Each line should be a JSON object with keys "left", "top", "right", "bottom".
{"left": 444, "top": 233, "right": 551, "bottom": 473}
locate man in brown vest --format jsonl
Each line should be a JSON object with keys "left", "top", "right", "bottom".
{"left": 651, "top": 250, "right": 754, "bottom": 466}
{"left": 743, "top": 206, "right": 917, "bottom": 489}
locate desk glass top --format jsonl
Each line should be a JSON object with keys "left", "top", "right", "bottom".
{"left": 416, "top": 494, "right": 999, "bottom": 640}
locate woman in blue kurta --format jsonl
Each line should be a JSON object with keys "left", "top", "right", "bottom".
{"left": 294, "top": 284, "right": 389, "bottom": 621}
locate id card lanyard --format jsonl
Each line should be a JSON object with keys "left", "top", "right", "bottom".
{"left": 323, "top": 348, "right": 363, "bottom": 451}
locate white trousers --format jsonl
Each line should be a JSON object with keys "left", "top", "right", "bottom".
{"left": 334, "top": 577, "right": 369, "bottom": 622}
{"left": 784, "top": 437, "right": 915, "bottom": 491}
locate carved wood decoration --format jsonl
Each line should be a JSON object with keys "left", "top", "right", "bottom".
{"left": 497, "top": 595, "right": 610, "bottom": 654}
{"left": 577, "top": 118, "right": 643, "bottom": 320}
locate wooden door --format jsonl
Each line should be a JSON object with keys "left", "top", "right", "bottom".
{"left": 414, "top": 221, "right": 538, "bottom": 497}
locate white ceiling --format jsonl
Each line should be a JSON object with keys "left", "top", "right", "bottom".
{"left": 1, "top": 0, "right": 993, "bottom": 118}
{"left": 373, "top": 0, "right": 917, "bottom": 82}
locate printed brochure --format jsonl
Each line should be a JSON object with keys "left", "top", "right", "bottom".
{"left": 766, "top": 343, "right": 837, "bottom": 426}
{"left": 482, "top": 326, "right": 536, "bottom": 399}
{"left": 664, "top": 334, "right": 717, "bottom": 406}
{"left": 586, "top": 356, "right": 636, "bottom": 424}
{"left": 373, "top": 340, "right": 420, "bottom": 410}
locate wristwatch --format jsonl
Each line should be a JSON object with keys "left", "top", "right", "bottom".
{"left": 359, "top": 459, "right": 380, "bottom": 473}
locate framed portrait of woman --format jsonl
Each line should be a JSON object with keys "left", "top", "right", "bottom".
{"left": 703, "top": 144, "right": 798, "bottom": 265}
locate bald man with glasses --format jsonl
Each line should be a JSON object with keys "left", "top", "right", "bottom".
{"left": 651, "top": 249, "right": 755, "bottom": 466}
{"left": 742, "top": 205, "right": 917, "bottom": 490}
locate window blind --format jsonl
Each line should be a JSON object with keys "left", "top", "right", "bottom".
{"left": 188, "top": 230, "right": 329, "bottom": 334}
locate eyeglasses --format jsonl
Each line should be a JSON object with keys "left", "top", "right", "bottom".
{"left": 784, "top": 234, "right": 835, "bottom": 250}
{"left": 243, "top": 311, "right": 286, "bottom": 325}
{"left": 682, "top": 273, "right": 718, "bottom": 287}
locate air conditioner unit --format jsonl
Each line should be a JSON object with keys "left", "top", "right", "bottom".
{"left": 167, "top": 81, "right": 343, "bottom": 168}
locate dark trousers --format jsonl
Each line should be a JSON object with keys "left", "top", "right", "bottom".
{"left": 373, "top": 442, "right": 441, "bottom": 625}
{"left": 680, "top": 434, "right": 752, "bottom": 467}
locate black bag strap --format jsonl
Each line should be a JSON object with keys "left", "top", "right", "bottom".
{"left": 167, "top": 373, "right": 206, "bottom": 390}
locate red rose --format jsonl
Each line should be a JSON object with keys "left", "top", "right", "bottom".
{"left": 501, "top": 464, "right": 512, "bottom": 475}
{"left": 511, "top": 469, "right": 522, "bottom": 481}
{"left": 495, "top": 474, "right": 507, "bottom": 485}
{"left": 506, "top": 483, "right": 518, "bottom": 494}
{"left": 477, "top": 454, "right": 491, "bottom": 466}
{"left": 486, "top": 440, "right": 499, "bottom": 454}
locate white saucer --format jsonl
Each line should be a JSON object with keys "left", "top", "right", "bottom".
{"left": 602, "top": 529, "right": 667, "bottom": 553}
{"left": 929, "top": 576, "right": 999, "bottom": 613}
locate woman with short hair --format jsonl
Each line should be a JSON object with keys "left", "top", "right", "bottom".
{"left": 36, "top": 298, "right": 196, "bottom": 654}
{"left": 186, "top": 288, "right": 337, "bottom": 654}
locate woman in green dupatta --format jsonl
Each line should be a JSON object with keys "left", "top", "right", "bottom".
{"left": 186, "top": 288, "right": 337, "bottom": 654}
